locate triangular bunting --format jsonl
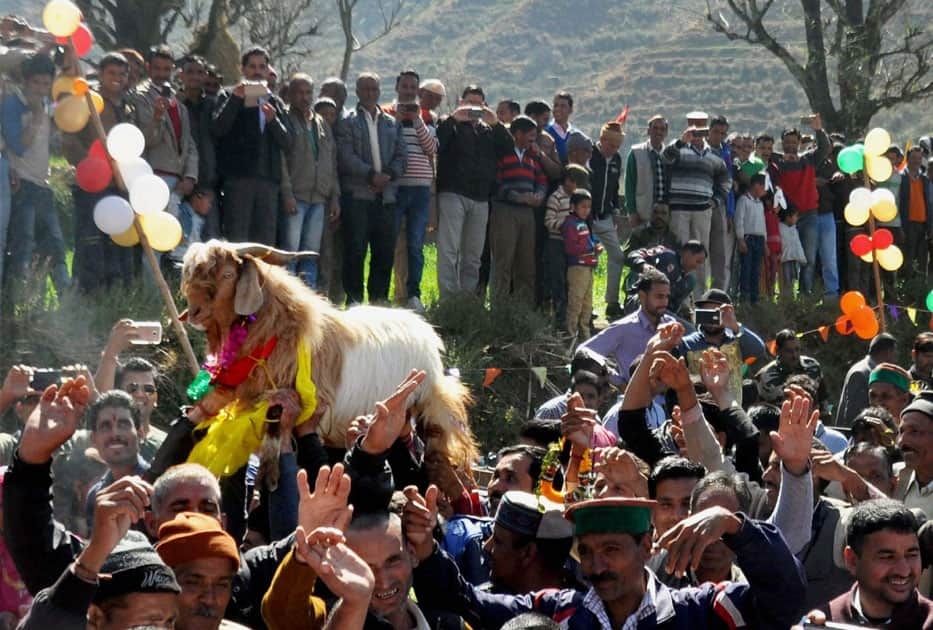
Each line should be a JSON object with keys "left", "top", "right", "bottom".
{"left": 818, "top": 326, "right": 830, "bottom": 343}
{"left": 531, "top": 367, "right": 547, "bottom": 388}
{"left": 907, "top": 307, "right": 918, "bottom": 325}
{"left": 767, "top": 339, "right": 777, "bottom": 356}
{"left": 887, "top": 304, "right": 899, "bottom": 321}
{"left": 483, "top": 368, "right": 502, "bottom": 388}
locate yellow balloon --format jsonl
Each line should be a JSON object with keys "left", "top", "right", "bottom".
{"left": 860, "top": 250, "right": 874, "bottom": 263}
{"left": 42, "top": 0, "right": 82, "bottom": 37}
{"left": 90, "top": 91, "right": 104, "bottom": 113}
{"left": 140, "top": 212, "right": 183, "bottom": 252}
{"left": 111, "top": 225, "right": 140, "bottom": 247}
{"left": 53, "top": 95, "right": 90, "bottom": 132}
{"left": 865, "top": 154, "right": 893, "bottom": 182}
{"left": 52, "top": 74, "right": 78, "bottom": 100}
{"left": 864, "top": 127, "right": 892, "bottom": 157}
{"left": 871, "top": 199, "right": 898, "bottom": 222}
{"left": 876, "top": 245, "right": 903, "bottom": 271}
{"left": 844, "top": 202, "right": 870, "bottom": 227}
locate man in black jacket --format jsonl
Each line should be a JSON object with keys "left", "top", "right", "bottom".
{"left": 211, "top": 46, "right": 292, "bottom": 245}
{"left": 589, "top": 121, "right": 626, "bottom": 320}
{"left": 434, "top": 85, "right": 513, "bottom": 298}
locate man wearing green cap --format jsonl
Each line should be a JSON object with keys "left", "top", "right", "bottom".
{"left": 404, "top": 487, "right": 805, "bottom": 629}
{"left": 868, "top": 363, "right": 912, "bottom": 423}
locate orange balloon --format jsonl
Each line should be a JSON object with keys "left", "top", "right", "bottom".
{"left": 72, "top": 77, "right": 89, "bottom": 96}
{"left": 850, "top": 305, "right": 875, "bottom": 329}
{"left": 835, "top": 315, "right": 853, "bottom": 336}
{"left": 855, "top": 316, "right": 880, "bottom": 340}
{"left": 839, "top": 290, "right": 866, "bottom": 315}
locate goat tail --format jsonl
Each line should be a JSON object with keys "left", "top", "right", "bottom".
{"left": 417, "top": 375, "right": 478, "bottom": 475}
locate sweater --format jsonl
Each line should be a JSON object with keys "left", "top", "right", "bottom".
{"left": 212, "top": 90, "right": 292, "bottom": 181}
{"left": 280, "top": 108, "right": 339, "bottom": 205}
{"left": 823, "top": 584, "right": 933, "bottom": 629}
{"left": 734, "top": 193, "right": 766, "bottom": 238}
{"left": 437, "top": 117, "right": 514, "bottom": 201}
{"left": 382, "top": 105, "right": 438, "bottom": 187}
{"left": 779, "top": 222, "right": 806, "bottom": 263}
{"left": 773, "top": 128, "right": 829, "bottom": 213}
{"left": 495, "top": 148, "right": 547, "bottom": 204}
{"left": 662, "top": 141, "right": 731, "bottom": 211}
{"left": 561, "top": 214, "right": 599, "bottom": 267}
{"left": 544, "top": 185, "right": 572, "bottom": 239}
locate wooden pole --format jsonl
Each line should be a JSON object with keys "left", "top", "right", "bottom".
{"left": 862, "top": 170, "right": 887, "bottom": 332}
{"left": 82, "top": 90, "right": 201, "bottom": 377}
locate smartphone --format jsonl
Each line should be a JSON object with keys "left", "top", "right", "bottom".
{"left": 801, "top": 622, "right": 865, "bottom": 630}
{"left": 31, "top": 368, "right": 62, "bottom": 391}
{"left": 695, "top": 308, "right": 721, "bottom": 327}
{"left": 399, "top": 103, "right": 419, "bottom": 114}
{"left": 130, "top": 321, "right": 163, "bottom": 345}
{"left": 243, "top": 81, "right": 268, "bottom": 107}
{"left": 468, "top": 106, "right": 483, "bottom": 119}
{"left": 800, "top": 114, "right": 816, "bottom": 125}
{"left": 159, "top": 83, "right": 172, "bottom": 98}
{"left": 694, "top": 128, "right": 710, "bottom": 138}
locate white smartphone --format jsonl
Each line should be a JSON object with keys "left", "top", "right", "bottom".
{"left": 130, "top": 321, "right": 163, "bottom": 345}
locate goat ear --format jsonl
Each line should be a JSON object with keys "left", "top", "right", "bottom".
{"left": 234, "top": 256, "right": 264, "bottom": 315}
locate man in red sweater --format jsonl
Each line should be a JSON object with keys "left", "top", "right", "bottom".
{"left": 772, "top": 114, "right": 837, "bottom": 297}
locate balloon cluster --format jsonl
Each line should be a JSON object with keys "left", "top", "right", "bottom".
{"left": 839, "top": 127, "right": 903, "bottom": 273}
{"left": 85, "top": 123, "right": 182, "bottom": 252}
{"left": 835, "top": 291, "right": 879, "bottom": 340}
{"left": 44, "top": 1, "right": 104, "bottom": 132}
{"left": 837, "top": 128, "right": 894, "bottom": 181}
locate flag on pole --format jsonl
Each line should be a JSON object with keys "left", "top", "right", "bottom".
{"left": 483, "top": 368, "right": 502, "bottom": 388}
{"left": 531, "top": 367, "right": 548, "bottom": 388}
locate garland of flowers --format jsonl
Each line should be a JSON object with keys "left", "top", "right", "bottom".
{"left": 187, "top": 314, "right": 256, "bottom": 402}
{"left": 535, "top": 438, "right": 594, "bottom": 506}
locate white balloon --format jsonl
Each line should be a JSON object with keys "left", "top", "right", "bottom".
{"left": 117, "top": 157, "right": 153, "bottom": 189}
{"left": 130, "top": 175, "right": 171, "bottom": 215}
{"left": 870, "top": 187, "right": 896, "bottom": 206}
{"left": 93, "top": 195, "right": 135, "bottom": 235}
{"left": 106, "top": 123, "right": 145, "bottom": 162}
{"left": 848, "top": 187, "right": 872, "bottom": 211}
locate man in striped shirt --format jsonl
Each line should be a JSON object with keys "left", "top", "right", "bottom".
{"left": 489, "top": 115, "right": 548, "bottom": 306}
{"left": 386, "top": 69, "right": 438, "bottom": 313}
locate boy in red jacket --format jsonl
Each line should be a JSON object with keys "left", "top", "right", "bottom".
{"left": 562, "top": 190, "right": 603, "bottom": 338}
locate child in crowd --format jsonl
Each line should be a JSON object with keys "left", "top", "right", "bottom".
{"left": 313, "top": 97, "right": 338, "bottom": 128}
{"left": 735, "top": 174, "right": 767, "bottom": 303}
{"left": 544, "top": 164, "right": 590, "bottom": 329}
{"left": 562, "top": 190, "right": 602, "bottom": 339}
{"left": 778, "top": 205, "right": 806, "bottom": 299}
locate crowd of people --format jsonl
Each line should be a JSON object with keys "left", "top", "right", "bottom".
{"left": 2, "top": 12, "right": 933, "bottom": 630}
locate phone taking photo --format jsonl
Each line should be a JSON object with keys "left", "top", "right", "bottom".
{"left": 130, "top": 321, "right": 163, "bottom": 345}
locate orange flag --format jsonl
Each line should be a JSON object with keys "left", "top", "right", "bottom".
{"left": 818, "top": 326, "right": 830, "bottom": 343}
{"left": 483, "top": 368, "right": 502, "bottom": 388}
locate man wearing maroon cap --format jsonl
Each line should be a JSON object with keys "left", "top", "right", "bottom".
{"left": 156, "top": 512, "right": 246, "bottom": 630}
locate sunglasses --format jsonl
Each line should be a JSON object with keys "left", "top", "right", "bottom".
{"left": 126, "top": 383, "right": 157, "bottom": 395}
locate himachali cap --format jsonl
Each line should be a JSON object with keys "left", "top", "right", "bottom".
{"left": 496, "top": 491, "right": 573, "bottom": 540}
{"left": 869, "top": 363, "right": 911, "bottom": 393}
{"left": 903, "top": 390, "right": 933, "bottom": 420}
{"left": 564, "top": 497, "right": 656, "bottom": 536}
{"left": 419, "top": 79, "right": 446, "bottom": 97}
{"left": 567, "top": 131, "right": 593, "bottom": 153}
{"left": 686, "top": 111, "right": 709, "bottom": 131}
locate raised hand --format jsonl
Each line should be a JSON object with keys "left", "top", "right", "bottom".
{"left": 699, "top": 348, "right": 731, "bottom": 400}
{"left": 297, "top": 526, "right": 374, "bottom": 605}
{"left": 670, "top": 405, "right": 688, "bottom": 456}
{"left": 655, "top": 505, "right": 742, "bottom": 577}
{"left": 361, "top": 369, "right": 426, "bottom": 455}
{"left": 646, "top": 321, "right": 685, "bottom": 355}
{"left": 771, "top": 389, "right": 818, "bottom": 476}
{"left": 561, "top": 392, "right": 596, "bottom": 450}
{"left": 649, "top": 351, "right": 692, "bottom": 392}
{"left": 80, "top": 476, "right": 153, "bottom": 573}
{"left": 402, "top": 484, "right": 439, "bottom": 562}
{"left": 19, "top": 376, "right": 90, "bottom": 464}
{"left": 297, "top": 464, "right": 353, "bottom": 534}
{"left": 593, "top": 447, "right": 648, "bottom": 498}
{"left": 0, "top": 365, "right": 34, "bottom": 412}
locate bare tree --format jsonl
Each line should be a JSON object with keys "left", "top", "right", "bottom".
{"left": 75, "top": 0, "right": 186, "bottom": 52}
{"left": 244, "top": 0, "right": 322, "bottom": 73}
{"left": 336, "top": 0, "right": 404, "bottom": 81}
{"left": 706, "top": 0, "right": 933, "bottom": 139}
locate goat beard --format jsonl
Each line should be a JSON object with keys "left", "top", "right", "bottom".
{"left": 256, "top": 424, "right": 282, "bottom": 491}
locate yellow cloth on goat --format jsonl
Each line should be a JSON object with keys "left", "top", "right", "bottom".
{"left": 188, "top": 343, "right": 317, "bottom": 477}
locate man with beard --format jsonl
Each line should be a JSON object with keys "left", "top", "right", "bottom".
{"left": 156, "top": 512, "right": 248, "bottom": 630}
{"left": 405, "top": 491, "right": 805, "bottom": 629}
{"left": 801, "top": 499, "right": 933, "bottom": 628}
{"left": 581, "top": 268, "right": 676, "bottom": 387}
{"left": 625, "top": 203, "right": 681, "bottom": 254}
{"left": 84, "top": 390, "right": 148, "bottom": 526}
{"left": 486, "top": 445, "right": 546, "bottom": 515}
{"left": 676, "top": 289, "right": 766, "bottom": 404}
{"left": 482, "top": 491, "right": 574, "bottom": 594}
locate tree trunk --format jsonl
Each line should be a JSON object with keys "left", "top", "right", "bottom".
{"left": 338, "top": 3, "right": 354, "bottom": 82}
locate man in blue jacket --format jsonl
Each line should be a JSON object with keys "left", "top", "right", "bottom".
{"left": 404, "top": 493, "right": 806, "bottom": 629}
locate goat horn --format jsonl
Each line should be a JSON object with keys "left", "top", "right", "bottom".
{"left": 232, "top": 242, "right": 319, "bottom": 266}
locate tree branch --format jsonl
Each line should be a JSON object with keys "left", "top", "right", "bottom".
{"left": 353, "top": 0, "right": 404, "bottom": 51}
